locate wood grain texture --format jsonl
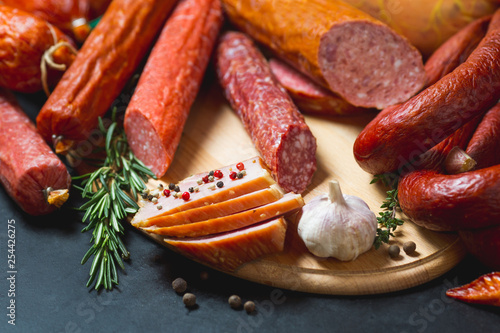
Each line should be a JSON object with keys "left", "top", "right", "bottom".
{"left": 137, "top": 77, "right": 467, "bottom": 295}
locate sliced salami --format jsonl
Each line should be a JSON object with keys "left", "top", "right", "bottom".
{"left": 216, "top": 32, "right": 317, "bottom": 193}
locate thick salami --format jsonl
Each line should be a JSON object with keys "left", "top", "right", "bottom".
{"left": 0, "top": 89, "right": 71, "bottom": 215}
{"left": 216, "top": 32, "right": 317, "bottom": 194}
{"left": 268, "top": 59, "right": 371, "bottom": 116}
{"left": 124, "top": 0, "right": 223, "bottom": 178}
{"left": 36, "top": 0, "right": 177, "bottom": 151}
{"left": 220, "top": 0, "right": 426, "bottom": 109}
{"left": 354, "top": 9, "right": 500, "bottom": 176}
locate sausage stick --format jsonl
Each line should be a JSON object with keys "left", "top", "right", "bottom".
{"left": 0, "top": 89, "right": 71, "bottom": 215}
{"left": 124, "top": 0, "right": 223, "bottom": 177}
{"left": 36, "top": 0, "right": 178, "bottom": 153}
{"left": 216, "top": 32, "right": 317, "bottom": 194}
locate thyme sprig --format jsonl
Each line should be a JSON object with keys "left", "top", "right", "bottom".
{"left": 73, "top": 112, "right": 155, "bottom": 290}
{"left": 371, "top": 174, "right": 404, "bottom": 249}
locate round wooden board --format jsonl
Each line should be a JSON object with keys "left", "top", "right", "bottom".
{"left": 142, "top": 81, "right": 467, "bottom": 296}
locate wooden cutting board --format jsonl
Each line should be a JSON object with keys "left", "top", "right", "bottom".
{"left": 140, "top": 81, "right": 467, "bottom": 296}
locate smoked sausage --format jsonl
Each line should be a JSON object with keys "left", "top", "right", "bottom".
{"left": 220, "top": 0, "right": 426, "bottom": 109}
{"left": 0, "top": 89, "right": 71, "bottom": 215}
{"left": 0, "top": 6, "right": 76, "bottom": 93}
{"left": 397, "top": 165, "right": 500, "bottom": 231}
{"left": 215, "top": 32, "right": 317, "bottom": 194}
{"left": 459, "top": 225, "right": 500, "bottom": 270}
{"left": 354, "top": 8, "right": 500, "bottom": 176}
{"left": 36, "top": 0, "right": 178, "bottom": 152}
{"left": 124, "top": 0, "right": 223, "bottom": 178}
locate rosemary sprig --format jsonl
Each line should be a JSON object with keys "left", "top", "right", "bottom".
{"left": 371, "top": 174, "right": 404, "bottom": 249}
{"left": 73, "top": 112, "right": 156, "bottom": 290}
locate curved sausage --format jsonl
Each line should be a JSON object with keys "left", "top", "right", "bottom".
{"left": 354, "top": 9, "right": 500, "bottom": 176}
{"left": 397, "top": 165, "right": 500, "bottom": 231}
{"left": 0, "top": 6, "right": 76, "bottom": 93}
{"left": 268, "top": 59, "right": 372, "bottom": 116}
{"left": 425, "top": 15, "right": 491, "bottom": 87}
{"left": 36, "top": 0, "right": 177, "bottom": 152}
{"left": 0, "top": 89, "right": 71, "bottom": 215}
{"left": 215, "top": 31, "right": 317, "bottom": 194}
{"left": 220, "top": 0, "right": 425, "bottom": 109}
{"left": 124, "top": 0, "right": 223, "bottom": 178}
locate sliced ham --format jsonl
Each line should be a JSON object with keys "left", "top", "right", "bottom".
{"left": 140, "top": 184, "right": 284, "bottom": 228}
{"left": 145, "top": 192, "right": 303, "bottom": 237}
{"left": 164, "top": 217, "right": 287, "bottom": 271}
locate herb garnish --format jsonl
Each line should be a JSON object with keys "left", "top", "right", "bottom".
{"left": 73, "top": 112, "right": 155, "bottom": 290}
{"left": 371, "top": 174, "right": 404, "bottom": 249}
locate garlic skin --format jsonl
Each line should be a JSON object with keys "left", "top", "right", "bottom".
{"left": 297, "top": 180, "right": 377, "bottom": 261}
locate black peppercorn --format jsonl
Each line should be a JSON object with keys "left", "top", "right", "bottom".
{"left": 183, "top": 293, "right": 196, "bottom": 307}
{"left": 228, "top": 295, "right": 242, "bottom": 309}
{"left": 172, "top": 278, "right": 187, "bottom": 293}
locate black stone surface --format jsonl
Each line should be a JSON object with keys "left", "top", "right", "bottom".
{"left": 1, "top": 92, "right": 499, "bottom": 333}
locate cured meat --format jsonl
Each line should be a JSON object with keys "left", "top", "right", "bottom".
{"left": 268, "top": 59, "right": 371, "bottom": 116}
{"left": 124, "top": 0, "right": 223, "bottom": 177}
{"left": 446, "top": 272, "right": 500, "bottom": 306}
{"left": 0, "top": 89, "right": 71, "bottom": 215}
{"left": 340, "top": 0, "right": 499, "bottom": 58}
{"left": 140, "top": 184, "right": 284, "bottom": 228}
{"left": 220, "top": 0, "right": 426, "bottom": 109}
{"left": 147, "top": 192, "right": 303, "bottom": 237}
{"left": 397, "top": 165, "right": 500, "bottom": 231}
{"left": 463, "top": 103, "right": 500, "bottom": 170}
{"left": 0, "top": 6, "right": 76, "bottom": 93}
{"left": 165, "top": 217, "right": 287, "bottom": 271}
{"left": 0, "top": 0, "right": 93, "bottom": 43}
{"left": 216, "top": 32, "right": 317, "bottom": 194}
{"left": 131, "top": 157, "right": 276, "bottom": 227}
{"left": 424, "top": 15, "right": 491, "bottom": 87}
{"left": 36, "top": 0, "right": 177, "bottom": 151}
{"left": 353, "top": 8, "right": 500, "bottom": 176}
{"left": 459, "top": 226, "right": 500, "bottom": 270}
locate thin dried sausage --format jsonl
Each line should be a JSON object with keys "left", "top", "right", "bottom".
{"left": 36, "top": 0, "right": 177, "bottom": 152}
{"left": 124, "top": 0, "right": 223, "bottom": 178}
{"left": 216, "top": 32, "right": 317, "bottom": 194}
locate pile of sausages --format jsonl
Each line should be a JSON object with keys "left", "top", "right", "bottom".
{"left": 354, "top": 11, "right": 500, "bottom": 270}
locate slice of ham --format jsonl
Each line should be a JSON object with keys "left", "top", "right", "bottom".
{"left": 131, "top": 157, "right": 275, "bottom": 227}
{"left": 145, "top": 192, "right": 303, "bottom": 237}
{"left": 164, "top": 217, "right": 287, "bottom": 271}
{"left": 141, "top": 184, "right": 284, "bottom": 228}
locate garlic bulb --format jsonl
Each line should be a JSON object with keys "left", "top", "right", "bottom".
{"left": 297, "top": 180, "right": 377, "bottom": 261}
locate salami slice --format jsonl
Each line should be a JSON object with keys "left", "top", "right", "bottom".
{"left": 216, "top": 32, "right": 317, "bottom": 194}
{"left": 0, "top": 89, "right": 71, "bottom": 215}
{"left": 124, "top": 0, "right": 223, "bottom": 177}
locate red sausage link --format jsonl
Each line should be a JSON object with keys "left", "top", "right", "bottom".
{"left": 397, "top": 165, "right": 500, "bottom": 231}
{"left": 216, "top": 32, "right": 317, "bottom": 194}
{"left": 0, "top": 89, "right": 71, "bottom": 215}
{"left": 424, "top": 15, "right": 491, "bottom": 87}
{"left": 354, "top": 9, "right": 500, "bottom": 176}
{"left": 124, "top": 0, "right": 223, "bottom": 178}
{"left": 36, "top": 0, "right": 177, "bottom": 150}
